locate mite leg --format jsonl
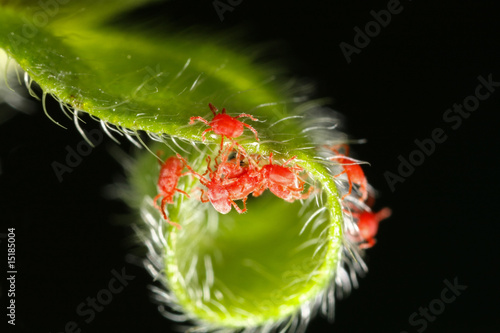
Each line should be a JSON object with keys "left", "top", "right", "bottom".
{"left": 189, "top": 116, "right": 210, "bottom": 125}
{"left": 174, "top": 188, "right": 190, "bottom": 198}
{"left": 153, "top": 194, "right": 163, "bottom": 210}
{"left": 201, "top": 128, "right": 213, "bottom": 142}
{"left": 236, "top": 113, "right": 258, "bottom": 121}
{"left": 242, "top": 122, "right": 259, "bottom": 141}
{"left": 230, "top": 199, "right": 247, "bottom": 214}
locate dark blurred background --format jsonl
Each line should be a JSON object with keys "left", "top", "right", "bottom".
{"left": 1, "top": 1, "right": 499, "bottom": 332}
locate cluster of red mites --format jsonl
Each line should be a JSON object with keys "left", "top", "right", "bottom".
{"left": 326, "top": 144, "right": 392, "bottom": 249}
{"left": 153, "top": 103, "right": 390, "bottom": 249}
{"left": 154, "top": 103, "right": 311, "bottom": 229}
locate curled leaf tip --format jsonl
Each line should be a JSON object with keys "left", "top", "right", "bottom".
{"left": 0, "top": 2, "right": 391, "bottom": 332}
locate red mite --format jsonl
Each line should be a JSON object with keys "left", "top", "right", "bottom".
{"left": 217, "top": 147, "right": 264, "bottom": 205}
{"left": 352, "top": 207, "right": 392, "bottom": 249}
{"left": 223, "top": 165, "right": 263, "bottom": 208}
{"left": 189, "top": 103, "right": 259, "bottom": 149}
{"left": 328, "top": 144, "right": 368, "bottom": 202}
{"left": 254, "top": 152, "right": 313, "bottom": 202}
{"left": 176, "top": 150, "right": 262, "bottom": 214}
{"left": 153, "top": 156, "right": 190, "bottom": 229}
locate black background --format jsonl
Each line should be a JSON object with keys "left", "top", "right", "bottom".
{"left": 1, "top": 1, "right": 499, "bottom": 332}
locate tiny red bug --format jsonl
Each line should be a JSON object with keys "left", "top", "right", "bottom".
{"left": 328, "top": 144, "right": 368, "bottom": 202}
{"left": 254, "top": 152, "right": 313, "bottom": 202}
{"left": 176, "top": 150, "right": 261, "bottom": 214}
{"left": 216, "top": 147, "right": 264, "bottom": 205}
{"left": 153, "top": 155, "right": 190, "bottom": 229}
{"left": 189, "top": 103, "right": 259, "bottom": 149}
{"left": 351, "top": 207, "right": 392, "bottom": 249}
{"left": 223, "top": 164, "right": 263, "bottom": 206}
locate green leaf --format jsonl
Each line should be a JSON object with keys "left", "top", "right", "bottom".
{"left": 127, "top": 143, "right": 343, "bottom": 329}
{"left": 1, "top": 1, "right": 297, "bottom": 142}
{"left": 0, "top": 1, "right": 350, "bottom": 331}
